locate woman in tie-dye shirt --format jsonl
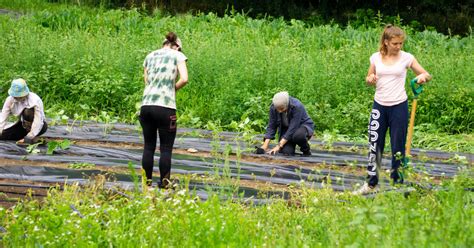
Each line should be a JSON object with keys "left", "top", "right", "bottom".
{"left": 140, "top": 32, "right": 188, "bottom": 189}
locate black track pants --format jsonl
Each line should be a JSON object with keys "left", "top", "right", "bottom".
{"left": 367, "top": 100, "right": 408, "bottom": 187}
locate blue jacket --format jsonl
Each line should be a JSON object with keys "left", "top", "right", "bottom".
{"left": 264, "top": 97, "right": 314, "bottom": 140}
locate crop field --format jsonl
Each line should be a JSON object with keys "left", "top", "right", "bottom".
{"left": 0, "top": 0, "right": 473, "bottom": 247}
{"left": 0, "top": 122, "right": 471, "bottom": 247}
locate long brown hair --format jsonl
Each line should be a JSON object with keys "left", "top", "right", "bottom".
{"left": 379, "top": 24, "right": 405, "bottom": 56}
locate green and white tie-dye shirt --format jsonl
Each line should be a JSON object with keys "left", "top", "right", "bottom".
{"left": 142, "top": 48, "right": 187, "bottom": 109}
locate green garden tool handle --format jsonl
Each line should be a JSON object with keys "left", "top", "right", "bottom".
{"left": 410, "top": 78, "right": 423, "bottom": 97}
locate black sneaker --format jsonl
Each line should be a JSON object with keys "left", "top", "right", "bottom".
{"left": 302, "top": 150, "right": 311, "bottom": 157}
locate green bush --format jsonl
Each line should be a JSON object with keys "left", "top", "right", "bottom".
{"left": 0, "top": 1, "right": 472, "bottom": 139}
{"left": 1, "top": 172, "right": 473, "bottom": 246}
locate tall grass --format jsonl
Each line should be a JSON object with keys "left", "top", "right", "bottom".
{"left": 0, "top": 0, "right": 472, "bottom": 143}
{"left": 0, "top": 172, "right": 473, "bottom": 246}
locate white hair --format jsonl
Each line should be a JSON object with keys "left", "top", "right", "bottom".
{"left": 272, "top": 91, "right": 289, "bottom": 109}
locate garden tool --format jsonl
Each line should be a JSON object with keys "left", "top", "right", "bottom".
{"left": 400, "top": 78, "right": 424, "bottom": 182}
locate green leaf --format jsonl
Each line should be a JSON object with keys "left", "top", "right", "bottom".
{"left": 59, "top": 139, "right": 71, "bottom": 150}
{"left": 47, "top": 141, "right": 59, "bottom": 155}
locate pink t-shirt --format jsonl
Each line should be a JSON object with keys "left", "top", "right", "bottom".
{"left": 370, "top": 51, "right": 414, "bottom": 106}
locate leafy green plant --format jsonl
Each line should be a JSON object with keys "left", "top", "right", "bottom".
{"left": 68, "top": 162, "right": 96, "bottom": 169}
{"left": 1, "top": 170, "right": 472, "bottom": 247}
{"left": 0, "top": 0, "right": 472, "bottom": 153}
{"left": 127, "top": 161, "right": 140, "bottom": 193}
{"left": 46, "top": 139, "right": 71, "bottom": 155}
{"left": 25, "top": 142, "right": 42, "bottom": 154}
{"left": 91, "top": 111, "right": 119, "bottom": 135}
{"left": 45, "top": 109, "right": 70, "bottom": 126}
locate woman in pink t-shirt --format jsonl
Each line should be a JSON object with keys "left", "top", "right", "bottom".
{"left": 355, "top": 25, "right": 432, "bottom": 195}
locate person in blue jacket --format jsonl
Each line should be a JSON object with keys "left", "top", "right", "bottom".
{"left": 260, "top": 91, "right": 314, "bottom": 156}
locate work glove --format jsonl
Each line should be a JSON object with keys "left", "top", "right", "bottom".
{"left": 254, "top": 146, "right": 265, "bottom": 154}
{"left": 23, "top": 136, "right": 35, "bottom": 144}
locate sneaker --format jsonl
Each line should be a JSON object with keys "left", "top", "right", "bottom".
{"left": 158, "top": 178, "right": 179, "bottom": 190}
{"left": 352, "top": 183, "right": 378, "bottom": 195}
{"left": 301, "top": 144, "right": 311, "bottom": 157}
{"left": 302, "top": 150, "right": 312, "bottom": 157}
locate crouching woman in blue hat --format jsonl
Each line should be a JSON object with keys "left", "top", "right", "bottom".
{"left": 0, "top": 78, "right": 48, "bottom": 144}
{"left": 260, "top": 91, "right": 314, "bottom": 156}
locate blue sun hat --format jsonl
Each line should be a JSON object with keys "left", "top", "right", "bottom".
{"left": 8, "top": 78, "right": 30, "bottom": 97}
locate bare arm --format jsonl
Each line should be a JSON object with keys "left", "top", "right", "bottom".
{"left": 410, "top": 58, "right": 432, "bottom": 84}
{"left": 267, "top": 138, "right": 288, "bottom": 155}
{"left": 143, "top": 68, "right": 148, "bottom": 85}
{"left": 175, "top": 61, "right": 188, "bottom": 90}
{"left": 261, "top": 138, "right": 271, "bottom": 150}
{"left": 366, "top": 63, "right": 377, "bottom": 86}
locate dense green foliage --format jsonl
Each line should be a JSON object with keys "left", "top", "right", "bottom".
{"left": 48, "top": 0, "right": 474, "bottom": 36}
{"left": 1, "top": 173, "right": 473, "bottom": 247}
{"left": 0, "top": 2, "right": 472, "bottom": 246}
{"left": 0, "top": 1, "right": 473, "bottom": 147}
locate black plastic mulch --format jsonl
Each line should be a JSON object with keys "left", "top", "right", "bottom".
{"left": 0, "top": 123, "right": 471, "bottom": 202}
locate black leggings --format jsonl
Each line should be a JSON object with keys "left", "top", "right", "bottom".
{"left": 139, "top": 105, "right": 177, "bottom": 186}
